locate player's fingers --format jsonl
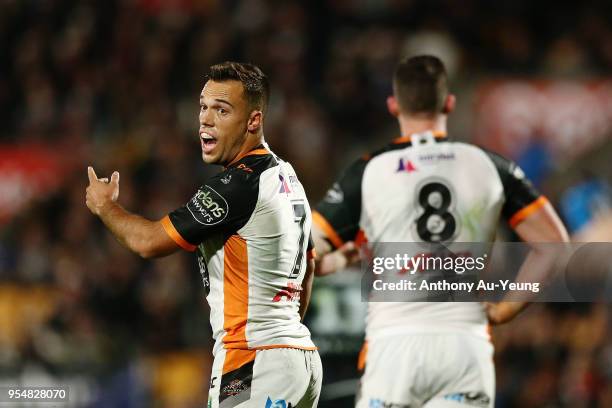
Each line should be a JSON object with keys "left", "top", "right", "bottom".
{"left": 110, "top": 171, "right": 120, "bottom": 186}
{"left": 87, "top": 166, "right": 98, "bottom": 183}
{"left": 340, "top": 242, "right": 361, "bottom": 264}
{"left": 99, "top": 178, "right": 109, "bottom": 183}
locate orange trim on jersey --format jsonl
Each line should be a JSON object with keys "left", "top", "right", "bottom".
{"left": 251, "top": 344, "right": 318, "bottom": 351}
{"left": 222, "top": 235, "right": 249, "bottom": 351}
{"left": 307, "top": 248, "right": 317, "bottom": 260}
{"left": 392, "top": 131, "right": 447, "bottom": 144}
{"left": 508, "top": 196, "right": 549, "bottom": 229}
{"left": 161, "top": 215, "right": 196, "bottom": 252}
{"left": 312, "top": 211, "right": 344, "bottom": 249}
{"left": 227, "top": 148, "right": 270, "bottom": 167}
{"left": 222, "top": 349, "right": 256, "bottom": 375}
{"left": 357, "top": 341, "right": 368, "bottom": 371}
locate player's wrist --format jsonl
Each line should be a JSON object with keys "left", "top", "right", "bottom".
{"left": 95, "top": 198, "right": 118, "bottom": 218}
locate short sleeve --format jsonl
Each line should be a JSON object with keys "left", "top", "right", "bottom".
{"left": 484, "top": 150, "right": 547, "bottom": 228}
{"left": 162, "top": 170, "right": 259, "bottom": 251}
{"left": 314, "top": 158, "right": 367, "bottom": 249}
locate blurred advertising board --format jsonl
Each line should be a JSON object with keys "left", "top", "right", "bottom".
{"left": 474, "top": 80, "right": 612, "bottom": 161}
{"left": 0, "top": 145, "right": 65, "bottom": 224}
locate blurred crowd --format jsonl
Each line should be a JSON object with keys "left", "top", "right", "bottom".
{"left": 1, "top": 0, "right": 611, "bottom": 407}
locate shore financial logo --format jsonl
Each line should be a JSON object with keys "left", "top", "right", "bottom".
{"left": 417, "top": 152, "right": 455, "bottom": 164}
{"left": 279, "top": 174, "right": 292, "bottom": 194}
{"left": 396, "top": 158, "right": 417, "bottom": 173}
{"left": 187, "top": 186, "right": 228, "bottom": 225}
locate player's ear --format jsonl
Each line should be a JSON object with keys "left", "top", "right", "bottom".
{"left": 247, "top": 110, "right": 262, "bottom": 133}
{"left": 442, "top": 94, "right": 456, "bottom": 114}
{"left": 387, "top": 96, "right": 400, "bottom": 117}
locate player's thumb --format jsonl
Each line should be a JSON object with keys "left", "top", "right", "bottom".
{"left": 87, "top": 166, "right": 98, "bottom": 183}
{"left": 110, "top": 171, "right": 120, "bottom": 186}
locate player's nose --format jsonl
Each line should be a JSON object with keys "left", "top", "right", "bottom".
{"left": 199, "top": 108, "right": 214, "bottom": 127}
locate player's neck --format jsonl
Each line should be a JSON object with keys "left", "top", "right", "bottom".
{"left": 228, "top": 134, "right": 266, "bottom": 166}
{"left": 397, "top": 114, "right": 447, "bottom": 137}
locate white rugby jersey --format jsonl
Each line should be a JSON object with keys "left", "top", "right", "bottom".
{"left": 162, "top": 146, "right": 316, "bottom": 376}
{"left": 314, "top": 131, "right": 547, "bottom": 340}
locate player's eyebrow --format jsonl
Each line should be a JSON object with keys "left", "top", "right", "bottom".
{"left": 199, "top": 98, "right": 234, "bottom": 109}
{"left": 214, "top": 98, "right": 234, "bottom": 108}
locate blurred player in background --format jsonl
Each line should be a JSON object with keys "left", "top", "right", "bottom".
{"left": 312, "top": 56, "right": 569, "bottom": 407}
{"left": 86, "top": 62, "right": 321, "bottom": 407}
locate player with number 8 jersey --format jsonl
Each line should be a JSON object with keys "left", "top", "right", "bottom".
{"left": 312, "top": 56, "right": 568, "bottom": 408}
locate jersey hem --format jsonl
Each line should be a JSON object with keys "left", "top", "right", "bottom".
{"left": 223, "top": 344, "right": 318, "bottom": 351}
{"left": 366, "top": 325, "right": 491, "bottom": 343}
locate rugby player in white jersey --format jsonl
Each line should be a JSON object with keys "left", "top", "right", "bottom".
{"left": 86, "top": 62, "right": 321, "bottom": 408}
{"left": 312, "top": 56, "right": 569, "bottom": 408}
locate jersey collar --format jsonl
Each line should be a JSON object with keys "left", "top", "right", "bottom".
{"left": 226, "top": 144, "right": 270, "bottom": 168}
{"left": 392, "top": 131, "right": 447, "bottom": 144}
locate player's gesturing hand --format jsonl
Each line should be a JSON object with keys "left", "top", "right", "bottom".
{"left": 86, "top": 166, "right": 120, "bottom": 216}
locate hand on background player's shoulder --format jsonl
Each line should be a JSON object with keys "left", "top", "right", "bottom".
{"left": 85, "top": 166, "right": 120, "bottom": 216}
{"left": 316, "top": 241, "right": 361, "bottom": 276}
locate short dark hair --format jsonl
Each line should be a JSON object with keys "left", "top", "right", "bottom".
{"left": 393, "top": 55, "right": 449, "bottom": 116}
{"left": 206, "top": 61, "right": 270, "bottom": 113}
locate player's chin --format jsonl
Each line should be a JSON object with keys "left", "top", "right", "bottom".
{"left": 201, "top": 152, "right": 220, "bottom": 164}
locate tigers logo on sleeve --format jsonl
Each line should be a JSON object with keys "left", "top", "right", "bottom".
{"left": 323, "top": 182, "right": 344, "bottom": 204}
{"left": 187, "top": 185, "right": 229, "bottom": 225}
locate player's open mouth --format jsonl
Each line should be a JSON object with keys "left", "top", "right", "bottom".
{"left": 201, "top": 134, "right": 217, "bottom": 154}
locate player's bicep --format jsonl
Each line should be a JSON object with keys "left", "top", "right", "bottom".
{"left": 513, "top": 201, "right": 569, "bottom": 243}
{"left": 144, "top": 219, "right": 184, "bottom": 257}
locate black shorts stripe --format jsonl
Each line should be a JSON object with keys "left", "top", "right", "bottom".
{"left": 219, "top": 359, "right": 255, "bottom": 407}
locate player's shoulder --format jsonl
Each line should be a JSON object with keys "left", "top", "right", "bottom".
{"left": 197, "top": 151, "right": 276, "bottom": 205}
{"left": 342, "top": 140, "right": 413, "bottom": 173}
{"left": 466, "top": 144, "right": 525, "bottom": 180}
{"left": 228, "top": 150, "right": 279, "bottom": 178}
{"left": 334, "top": 140, "right": 414, "bottom": 183}
{"left": 211, "top": 150, "right": 278, "bottom": 185}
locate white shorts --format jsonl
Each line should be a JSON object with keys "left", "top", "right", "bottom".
{"left": 356, "top": 334, "right": 494, "bottom": 408}
{"left": 207, "top": 347, "right": 322, "bottom": 408}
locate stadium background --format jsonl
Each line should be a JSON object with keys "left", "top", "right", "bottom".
{"left": 1, "top": 0, "right": 611, "bottom": 406}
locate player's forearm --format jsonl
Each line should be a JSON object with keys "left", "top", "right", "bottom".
{"left": 96, "top": 201, "right": 161, "bottom": 258}
{"left": 299, "top": 259, "right": 315, "bottom": 320}
{"left": 493, "top": 204, "right": 570, "bottom": 320}
{"left": 312, "top": 226, "right": 333, "bottom": 259}
{"left": 486, "top": 301, "right": 528, "bottom": 325}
